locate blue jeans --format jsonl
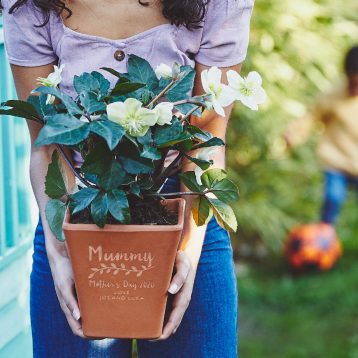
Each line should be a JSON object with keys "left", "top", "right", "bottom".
{"left": 321, "top": 170, "right": 358, "bottom": 224}
{"left": 30, "top": 176, "right": 238, "bottom": 357}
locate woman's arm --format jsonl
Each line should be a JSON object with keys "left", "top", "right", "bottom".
{"left": 10, "top": 64, "right": 85, "bottom": 337}
{"left": 158, "top": 62, "right": 241, "bottom": 340}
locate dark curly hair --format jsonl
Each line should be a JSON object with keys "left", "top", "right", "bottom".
{"left": 0, "top": 0, "right": 209, "bottom": 30}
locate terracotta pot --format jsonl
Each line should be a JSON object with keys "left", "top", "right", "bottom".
{"left": 63, "top": 198, "right": 185, "bottom": 339}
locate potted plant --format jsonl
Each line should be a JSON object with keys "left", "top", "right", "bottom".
{"left": 0, "top": 56, "right": 265, "bottom": 339}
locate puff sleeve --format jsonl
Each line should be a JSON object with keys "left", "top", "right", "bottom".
{"left": 195, "top": 0, "right": 254, "bottom": 67}
{"left": 2, "top": 0, "right": 57, "bottom": 66}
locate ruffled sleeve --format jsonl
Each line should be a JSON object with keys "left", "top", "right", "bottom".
{"left": 195, "top": 0, "right": 254, "bottom": 67}
{"left": 2, "top": 0, "right": 57, "bottom": 66}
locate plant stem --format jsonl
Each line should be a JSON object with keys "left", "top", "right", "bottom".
{"left": 152, "top": 152, "right": 184, "bottom": 190}
{"left": 173, "top": 99, "right": 205, "bottom": 107}
{"left": 145, "top": 191, "right": 205, "bottom": 197}
{"left": 55, "top": 144, "right": 95, "bottom": 188}
{"left": 146, "top": 80, "right": 177, "bottom": 108}
{"left": 181, "top": 105, "right": 201, "bottom": 123}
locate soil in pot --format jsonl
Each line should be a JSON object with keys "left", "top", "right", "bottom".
{"left": 71, "top": 196, "right": 178, "bottom": 225}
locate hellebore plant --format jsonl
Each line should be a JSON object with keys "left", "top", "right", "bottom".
{"left": 0, "top": 55, "right": 265, "bottom": 241}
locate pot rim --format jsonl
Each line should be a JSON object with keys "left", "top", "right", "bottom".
{"left": 63, "top": 197, "right": 186, "bottom": 232}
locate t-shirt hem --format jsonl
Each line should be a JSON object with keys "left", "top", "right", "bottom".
{"left": 7, "top": 56, "right": 57, "bottom": 67}
{"left": 194, "top": 53, "right": 247, "bottom": 68}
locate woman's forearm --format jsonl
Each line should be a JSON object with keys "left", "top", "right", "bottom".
{"left": 29, "top": 146, "right": 75, "bottom": 259}
{"left": 180, "top": 138, "right": 226, "bottom": 271}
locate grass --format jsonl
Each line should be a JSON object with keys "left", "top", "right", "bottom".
{"left": 238, "top": 217, "right": 358, "bottom": 358}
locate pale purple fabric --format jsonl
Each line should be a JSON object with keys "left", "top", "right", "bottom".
{"left": 3, "top": 0, "right": 254, "bottom": 97}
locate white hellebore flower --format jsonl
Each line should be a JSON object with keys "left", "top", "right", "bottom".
{"left": 37, "top": 64, "right": 65, "bottom": 104}
{"left": 201, "top": 66, "right": 235, "bottom": 117}
{"left": 154, "top": 102, "right": 174, "bottom": 126}
{"left": 227, "top": 71, "right": 266, "bottom": 111}
{"left": 155, "top": 63, "right": 173, "bottom": 80}
{"left": 195, "top": 146, "right": 217, "bottom": 185}
{"left": 107, "top": 98, "right": 158, "bottom": 137}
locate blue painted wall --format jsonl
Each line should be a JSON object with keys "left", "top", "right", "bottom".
{"left": 0, "top": 17, "right": 35, "bottom": 358}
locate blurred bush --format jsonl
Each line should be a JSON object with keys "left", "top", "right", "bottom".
{"left": 228, "top": 0, "right": 358, "bottom": 254}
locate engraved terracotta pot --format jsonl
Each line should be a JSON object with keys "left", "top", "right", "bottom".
{"left": 63, "top": 198, "right": 185, "bottom": 339}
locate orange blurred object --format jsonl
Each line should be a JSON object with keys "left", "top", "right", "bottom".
{"left": 284, "top": 223, "right": 342, "bottom": 271}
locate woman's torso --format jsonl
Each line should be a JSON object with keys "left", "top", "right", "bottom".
{"left": 44, "top": 0, "right": 202, "bottom": 98}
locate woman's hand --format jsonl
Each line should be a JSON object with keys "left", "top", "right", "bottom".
{"left": 155, "top": 250, "right": 196, "bottom": 340}
{"left": 47, "top": 246, "right": 86, "bottom": 339}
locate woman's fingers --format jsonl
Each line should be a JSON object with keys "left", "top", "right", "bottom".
{"left": 156, "top": 269, "right": 195, "bottom": 340}
{"left": 56, "top": 281, "right": 86, "bottom": 338}
{"left": 168, "top": 250, "right": 191, "bottom": 294}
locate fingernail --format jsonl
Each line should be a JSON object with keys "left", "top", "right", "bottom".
{"left": 168, "top": 283, "right": 178, "bottom": 294}
{"left": 72, "top": 308, "right": 81, "bottom": 321}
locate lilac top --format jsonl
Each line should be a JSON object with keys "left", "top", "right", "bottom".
{"left": 3, "top": 0, "right": 254, "bottom": 163}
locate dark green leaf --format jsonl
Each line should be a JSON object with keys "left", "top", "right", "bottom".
{"left": 0, "top": 100, "right": 42, "bottom": 121}
{"left": 192, "top": 196, "right": 213, "bottom": 226}
{"left": 119, "top": 156, "right": 154, "bottom": 174}
{"left": 97, "top": 160, "right": 126, "bottom": 190}
{"left": 127, "top": 55, "right": 158, "bottom": 91}
{"left": 141, "top": 145, "right": 162, "bottom": 160}
{"left": 79, "top": 91, "right": 106, "bottom": 113}
{"left": 193, "top": 137, "right": 225, "bottom": 150}
{"left": 91, "top": 193, "right": 108, "bottom": 228}
{"left": 101, "top": 67, "right": 122, "bottom": 78}
{"left": 82, "top": 142, "right": 112, "bottom": 175}
{"left": 70, "top": 188, "right": 100, "bottom": 214}
{"left": 91, "top": 71, "right": 111, "bottom": 97}
{"left": 178, "top": 171, "right": 205, "bottom": 192}
{"left": 107, "top": 189, "right": 131, "bottom": 224}
{"left": 165, "top": 66, "right": 196, "bottom": 101}
{"left": 35, "top": 114, "right": 90, "bottom": 146}
{"left": 34, "top": 86, "right": 82, "bottom": 115}
{"left": 206, "top": 197, "right": 238, "bottom": 232}
{"left": 111, "top": 82, "right": 146, "bottom": 96}
{"left": 74, "top": 72, "right": 100, "bottom": 94}
{"left": 90, "top": 120, "right": 125, "bottom": 150}
{"left": 46, "top": 199, "right": 67, "bottom": 241}
{"left": 45, "top": 151, "right": 68, "bottom": 198}
{"left": 27, "top": 95, "right": 56, "bottom": 117}
{"left": 183, "top": 153, "right": 212, "bottom": 170}
{"left": 186, "top": 125, "right": 213, "bottom": 142}
{"left": 154, "top": 118, "right": 191, "bottom": 147}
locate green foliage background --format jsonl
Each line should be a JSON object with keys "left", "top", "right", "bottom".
{"left": 228, "top": 0, "right": 358, "bottom": 253}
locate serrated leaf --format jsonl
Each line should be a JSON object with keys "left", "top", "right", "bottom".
{"left": 165, "top": 66, "right": 196, "bottom": 101}
{"left": 107, "top": 189, "right": 131, "bottom": 224}
{"left": 127, "top": 55, "right": 158, "bottom": 91}
{"left": 97, "top": 161, "right": 126, "bottom": 191}
{"left": 141, "top": 145, "right": 162, "bottom": 160}
{"left": 45, "top": 199, "right": 67, "bottom": 241}
{"left": 118, "top": 156, "right": 154, "bottom": 174}
{"left": 90, "top": 120, "right": 125, "bottom": 150}
{"left": 35, "top": 114, "right": 90, "bottom": 146}
{"left": 74, "top": 72, "right": 100, "bottom": 94}
{"left": 91, "top": 71, "right": 111, "bottom": 97}
{"left": 79, "top": 91, "right": 106, "bottom": 113}
{"left": 45, "top": 151, "right": 68, "bottom": 199}
{"left": 82, "top": 142, "right": 112, "bottom": 175}
{"left": 34, "top": 86, "right": 82, "bottom": 115}
{"left": 154, "top": 118, "right": 191, "bottom": 148}
{"left": 70, "top": 187, "right": 100, "bottom": 214}
{"left": 91, "top": 193, "right": 108, "bottom": 228}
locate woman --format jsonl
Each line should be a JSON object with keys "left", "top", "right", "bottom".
{"left": 2, "top": 0, "right": 254, "bottom": 356}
